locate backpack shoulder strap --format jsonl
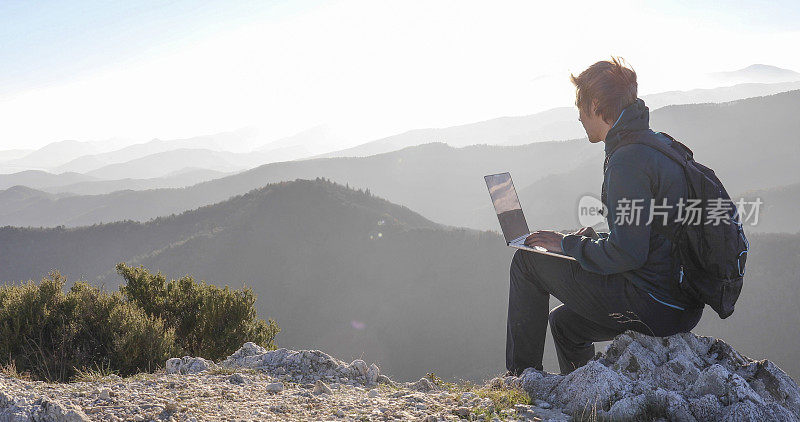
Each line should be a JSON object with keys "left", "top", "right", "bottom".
{"left": 606, "top": 131, "right": 693, "bottom": 171}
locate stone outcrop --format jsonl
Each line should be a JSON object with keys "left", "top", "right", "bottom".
{"left": 220, "top": 342, "right": 384, "bottom": 386}
{"left": 509, "top": 330, "right": 800, "bottom": 421}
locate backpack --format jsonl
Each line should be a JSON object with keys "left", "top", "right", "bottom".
{"left": 606, "top": 132, "right": 749, "bottom": 319}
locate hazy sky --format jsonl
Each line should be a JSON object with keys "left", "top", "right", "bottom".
{"left": 1, "top": 0, "right": 799, "bottom": 151}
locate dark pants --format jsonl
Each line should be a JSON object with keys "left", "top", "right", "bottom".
{"left": 506, "top": 249, "right": 703, "bottom": 375}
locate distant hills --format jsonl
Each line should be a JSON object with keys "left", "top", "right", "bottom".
{"left": 3, "top": 140, "right": 98, "bottom": 171}
{"left": 53, "top": 128, "right": 267, "bottom": 174}
{"left": 44, "top": 168, "right": 232, "bottom": 196}
{"left": 320, "top": 107, "right": 585, "bottom": 158}
{"left": 0, "top": 90, "right": 796, "bottom": 231}
{"left": 0, "top": 140, "right": 596, "bottom": 228}
{"left": 0, "top": 170, "right": 96, "bottom": 191}
{"left": 733, "top": 182, "right": 800, "bottom": 234}
{"left": 83, "top": 148, "right": 254, "bottom": 180}
{"left": 709, "top": 64, "right": 800, "bottom": 85}
{"left": 507, "top": 90, "right": 800, "bottom": 232}
{"left": 0, "top": 168, "right": 232, "bottom": 196}
{"left": 3, "top": 75, "right": 798, "bottom": 182}
{"left": 0, "top": 179, "right": 797, "bottom": 382}
{"left": 257, "top": 124, "right": 346, "bottom": 157}
{"left": 321, "top": 80, "right": 800, "bottom": 158}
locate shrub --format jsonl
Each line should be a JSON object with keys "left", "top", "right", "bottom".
{"left": 116, "top": 263, "right": 280, "bottom": 361}
{"left": 0, "top": 272, "right": 173, "bottom": 381}
{"left": 0, "top": 266, "right": 279, "bottom": 382}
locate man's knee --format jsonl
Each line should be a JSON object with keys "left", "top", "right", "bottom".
{"left": 549, "top": 305, "right": 575, "bottom": 342}
{"left": 548, "top": 305, "right": 565, "bottom": 331}
{"left": 510, "top": 249, "right": 533, "bottom": 276}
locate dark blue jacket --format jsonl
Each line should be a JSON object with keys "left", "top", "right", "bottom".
{"left": 561, "top": 99, "right": 700, "bottom": 310}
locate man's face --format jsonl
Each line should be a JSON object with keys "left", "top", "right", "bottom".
{"left": 578, "top": 103, "right": 608, "bottom": 144}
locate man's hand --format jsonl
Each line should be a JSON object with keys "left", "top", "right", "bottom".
{"left": 573, "top": 226, "right": 600, "bottom": 240}
{"left": 524, "top": 230, "right": 565, "bottom": 253}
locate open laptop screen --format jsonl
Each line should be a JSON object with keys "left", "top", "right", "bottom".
{"left": 484, "top": 172, "right": 530, "bottom": 243}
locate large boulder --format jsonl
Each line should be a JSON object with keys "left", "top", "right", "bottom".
{"left": 516, "top": 331, "right": 800, "bottom": 421}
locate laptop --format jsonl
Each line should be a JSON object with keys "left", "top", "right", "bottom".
{"left": 484, "top": 172, "right": 576, "bottom": 261}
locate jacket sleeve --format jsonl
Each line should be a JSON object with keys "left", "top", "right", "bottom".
{"left": 561, "top": 163, "right": 653, "bottom": 274}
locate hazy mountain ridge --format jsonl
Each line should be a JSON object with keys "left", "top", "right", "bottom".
{"left": 1, "top": 89, "right": 797, "bottom": 231}
{"left": 733, "top": 182, "right": 800, "bottom": 234}
{"left": 53, "top": 128, "right": 266, "bottom": 174}
{"left": 45, "top": 168, "right": 232, "bottom": 196}
{"left": 3, "top": 74, "right": 797, "bottom": 181}
{"left": 84, "top": 148, "right": 257, "bottom": 180}
{"left": 321, "top": 80, "right": 800, "bottom": 157}
{"left": 709, "top": 64, "right": 800, "bottom": 85}
{"left": 0, "top": 140, "right": 596, "bottom": 227}
{"left": 3, "top": 140, "right": 98, "bottom": 171}
{"left": 0, "top": 170, "right": 97, "bottom": 191}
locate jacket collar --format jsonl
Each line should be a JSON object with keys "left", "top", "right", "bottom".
{"left": 603, "top": 98, "right": 650, "bottom": 154}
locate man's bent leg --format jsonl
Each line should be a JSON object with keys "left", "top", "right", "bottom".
{"left": 505, "top": 248, "right": 652, "bottom": 375}
{"left": 549, "top": 304, "right": 626, "bottom": 374}
{"left": 506, "top": 250, "right": 550, "bottom": 374}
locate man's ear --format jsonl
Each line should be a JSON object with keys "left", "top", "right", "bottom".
{"left": 590, "top": 98, "right": 600, "bottom": 117}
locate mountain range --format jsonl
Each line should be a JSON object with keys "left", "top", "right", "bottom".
{"left": 3, "top": 75, "right": 798, "bottom": 182}
{"left": 321, "top": 80, "right": 800, "bottom": 158}
{"left": 708, "top": 64, "right": 800, "bottom": 85}
{"left": 0, "top": 90, "right": 796, "bottom": 233}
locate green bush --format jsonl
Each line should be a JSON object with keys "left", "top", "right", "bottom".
{"left": 116, "top": 263, "right": 279, "bottom": 361}
{"left": 0, "top": 272, "right": 173, "bottom": 381}
{"left": 0, "top": 266, "right": 279, "bottom": 382}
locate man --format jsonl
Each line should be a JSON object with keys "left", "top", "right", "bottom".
{"left": 506, "top": 57, "right": 704, "bottom": 376}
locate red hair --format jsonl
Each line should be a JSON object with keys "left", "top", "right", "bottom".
{"left": 570, "top": 57, "right": 637, "bottom": 124}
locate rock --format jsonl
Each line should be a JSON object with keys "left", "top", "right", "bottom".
{"left": 515, "top": 330, "right": 800, "bottom": 422}
{"left": 689, "top": 394, "right": 723, "bottom": 422}
{"left": 453, "top": 406, "right": 471, "bottom": 417}
{"left": 367, "top": 389, "right": 379, "bottom": 398}
{"left": 410, "top": 377, "right": 435, "bottom": 392}
{"left": 226, "top": 342, "right": 267, "bottom": 361}
{"left": 265, "top": 382, "right": 284, "bottom": 393}
{"left": 366, "top": 363, "right": 380, "bottom": 384}
{"left": 314, "top": 380, "right": 332, "bottom": 395}
{"left": 216, "top": 344, "right": 381, "bottom": 386}
{"left": 720, "top": 400, "right": 771, "bottom": 421}
{"left": 376, "top": 374, "right": 395, "bottom": 386}
{"left": 349, "top": 360, "right": 368, "bottom": 378}
{"left": 460, "top": 391, "right": 477, "bottom": 402}
{"left": 607, "top": 393, "right": 648, "bottom": 420}
{"left": 34, "top": 398, "right": 90, "bottom": 422}
{"left": 547, "top": 360, "right": 633, "bottom": 414}
{"left": 228, "top": 373, "right": 248, "bottom": 385}
{"left": 165, "top": 356, "right": 217, "bottom": 375}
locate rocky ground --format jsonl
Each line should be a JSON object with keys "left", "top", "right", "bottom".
{"left": 0, "top": 341, "right": 558, "bottom": 422}
{"left": 1, "top": 331, "right": 799, "bottom": 421}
